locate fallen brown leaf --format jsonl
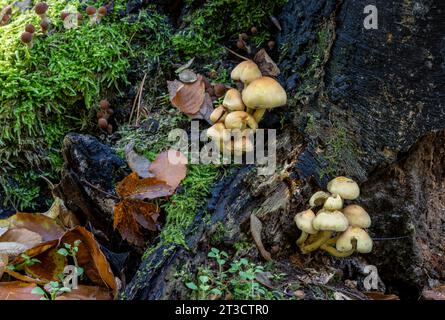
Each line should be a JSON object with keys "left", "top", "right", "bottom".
{"left": 422, "top": 285, "right": 445, "bottom": 300}
{"left": 24, "top": 247, "right": 66, "bottom": 282}
{"left": 2, "top": 213, "right": 65, "bottom": 242}
{"left": 364, "top": 291, "right": 399, "bottom": 300}
{"left": 189, "top": 92, "right": 214, "bottom": 124}
{"left": 116, "top": 172, "right": 174, "bottom": 200}
{"left": 0, "top": 228, "right": 42, "bottom": 250}
{"left": 114, "top": 199, "right": 160, "bottom": 246}
{"left": 0, "top": 281, "right": 40, "bottom": 300}
{"left": 167, "top": 75, "right": 205, "bottom": 114}
{"left": 148, "top": 149, "right": 187, "bottom": 190}
{"left": 0, "top": 253, "right": 7, "bottom": 279}
{"left": 254, "top": 49, "right": 280, "bottom": 77}
{"left": 125, "top": 141, "right": 153, "bottom": 178}
{"left": 250, "top": 214, "right": 272, "bottom": 261}
{"left": 60, "top": 227, "right": 117, "bottom": 291}
{"left": 55, "top": 285, "right": 112, "bottom": 300}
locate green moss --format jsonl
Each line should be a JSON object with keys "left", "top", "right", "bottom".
{"left": 0, "top": 1, "right": 173, "bottom": 209}
{"left": 172, "top": 0, "right": 287, "bottom": 58}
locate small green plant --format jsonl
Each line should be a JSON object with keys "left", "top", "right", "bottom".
{"left": 185, "top": 248, "right": 286, "bottom": 300}
{"left": 31, "top": 281, "right": 72, "bottom": 300}
{"left": 57, "top": 240, "right": 84, "bottom": 277}
{"left": 7, "top": 253, "right": 40, "bottom": 272}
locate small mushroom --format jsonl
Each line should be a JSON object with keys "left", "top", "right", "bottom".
{"left": 25, "top": 24, "right": 35, "bottom": 34}
{"left": 312, "top": 209, "right": 349, "bottom": 232}
{"left": 213, "top": 83, "right": 228, "bottom": 98}
{"left": 97, "top": 6, "right": 107, "bottom": 23}
{"left": 241, "top": 76, "right": 287, "bottom": 122}
{"left": 39, "top": 18, "right": 49, "bottom": 33}
{"left": 323, "top": 194, "right": 343, "bottom": 211}
{"left": 60, "top": 11, "right": 69, "bottom": 21}
{"left": 342, "top": 204, "right": 371, "bottom": 228}
{"left": 300, "top": 209, "right": 348, "bottom": 253}
{"left": 309, "top": 191, "right": 331, "bottom": 208}
{"left": 20, "top": 31, "right": 33, "bottom": 48}
{"left": 327, "top": 176, "right": 360, "bottom": 200}
{"left": 206, "top": 122, "right": 231, "bottom": 147}
{"left": 224, "top": 111, "right": 258, "bottom": 132}
{"left": 35, "top": 2, "right": 48, "bottom": 19}
{"left": 210, "top": 105, "right": 228, "bottom": 123}
{"left": 98, "top": 117, "right": 108, "bottom": 129}
{"left": 86, "top": 6, "right": 97, "bottom": 24}
{"left": 336, "top": 226, "right": 373, "bottom": 254}
{"left": 100, "top": 99, "right": 110, "bottom": 110}
{"left": 222, "top": 88, "right": 245, "bottom": 111}
{"left": 294, "top": 209, "right": 317, "bottom": 246}
{"left": 230, "top": 60, "right": 262, "bottom": 85}
{"left": 250, "top": 26, "right": 258, "bottom": 34}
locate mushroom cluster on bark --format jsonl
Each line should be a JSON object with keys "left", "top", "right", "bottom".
{"left": 294, "top": 176, "right": 373, "bottom": 257}
{"left": 207, "top": 60, "right": 287, "bottom": 155}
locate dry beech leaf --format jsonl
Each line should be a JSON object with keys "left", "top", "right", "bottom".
{"left": 114, "top": 199, "right": 159, "bottom": 247}
{"left": 0, "top": 228, "right": 42, "bottom": 250}
{"left": 61, "top": 227, "right": 117, "bottom": 291}
{"left": 125, "top": 141, "right": 153, "bottom": 178}
{"left": 175, "top": 57, "right": 195, "bottom": 74}
{"left": 13, "top": 240, "right": 59, "bottom": 264}
{"left": 0, "top": 227, "right": 7, "bottom": 237}
{"left": 0, "top": 281, "right": 40, "bottom": 300}
{"left": 167, "top": 75, "right": 205, "bottom": 115}
{"left": 422, "top": 285, "right": 445, "bottom": 300}
{"left": 116, "top": 172, "right": 174, "bottom": 200}
{"left": 250, "top": 214, "right": 272, "bottom": 261}
{"left": 2, "top": 213, "right": 65, "bottom": 242}
{"left": 189, "top": 92, "right": 214, "bottom": 124}
{"left": 55, "top": 285, "right": 112, "bottom": 300}
{"left": 24, "top": 247, "right": 66, "bottom": 282}
{"left": 148, "top": 149, "right": 187, "bottom": 190}
{"left": 364, "top": 291, "right": 399, "bottom": 300}
{"left": 254, "top": 49, "right": 280, "bottom": 77}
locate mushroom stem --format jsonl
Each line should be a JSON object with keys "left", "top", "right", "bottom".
{"left": 253, "top": 109, "right": 266, "bottom": 123}
{"left": 246, "top": 107, "right": 254, "bottom": 114}
{"left": 320, "top": 243, "right": 354, "bottom": 257}
{"left": 301, "top": 231, "right": 332, "bottom": 253}
{"left": 296, "top": 231, "right": 309, "bottom": 246}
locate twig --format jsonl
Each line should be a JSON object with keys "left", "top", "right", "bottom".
{"left": 223, "top": 46, "right": 249, "bottom": 61}
{"left": 129, "top": 73, "right": 147, "bottom": 126}
{"left": 40, "top": 175, "right": 54, "bottom": 190}
{"left": 80, "top": 178, "right": 119, "bottom": 200}
{"left": 135, "top": 73, "right": 147, "bottom": 127}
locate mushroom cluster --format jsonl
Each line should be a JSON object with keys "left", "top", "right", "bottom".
{"left": 0, "top": 5, "right": 12, "bottom": 26}
{"left": 96, "top": 99, "right": 114, "bottom": 134}
{"left": 85, "top": 5, "right": 107, "bottom": 25}
{"left": 294, "top": 176, "right": 373, "bottom": 257}
{"left": 35, "top": 2, "right": 50, "bottom": 33}
{"left": 207, "top": 60, "right": 286, "bottom": 155}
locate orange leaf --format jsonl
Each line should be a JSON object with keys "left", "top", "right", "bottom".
{"left": 167, "top": 75, "right": 205, "bottom": 115}
{"left": 0, "top": 228, "right": 42, "bottom": 250}
{"left": 114, "top": 199, "right": 159, "bottom": 247}
{"left": 55, "top": 285, "right": 112, "bottom": 300}
{"left": 6, "top": 213, "right": 65, "bottom": 241}
{"left": 148, "top": 149, "right": 187, "bottom": 190}
{"left": 60, "top": 227, "right": 117, "bottom": 291}
{"left": 116, "top": 172, "right": 174, "bottom": 200}
{"left": 0, "top": 281, "right": 40, "bottom": 300}
{"left": 0, "top": 253, "right": 7, "bottom": 280}
{"left": 24, "top": 247, "right": 66, "bottom": 282}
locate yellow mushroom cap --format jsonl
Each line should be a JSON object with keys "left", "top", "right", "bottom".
{"left": 312, "top": 210, "right": 349, "bottom": 232}
{"left": 223, "top": 89, "right": 245, "bottom": 111}
{"left": 309, "top": 191, "right": 331, "bottom": 208}
{"left": 323, "top": 194, "right": 343, "bottom": 211}
{"left": 224, "top": 111, "right": 258, "bottom": 131}
{"left": 327, "top": 176, "right": 360, "bottom": 200}
{"left": 210, "top": 105, "right": 228, "bottom": 123}
{"left": 294, "top": 209, "right": 317, "bottom": 234}
{"left": 241, "top": 76, "right": 287, "bottom": 109}
{"left": 206, "top": 123, "right": 230, "bottom": 142}
{"left": 342, "top": 204, "right": 371, "bottom": 228}
{"left": 336, "top": 226, "right": 373, "bottom": 253}
{"left": 230, "top": 60, "right": 262, "bottom": 85}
